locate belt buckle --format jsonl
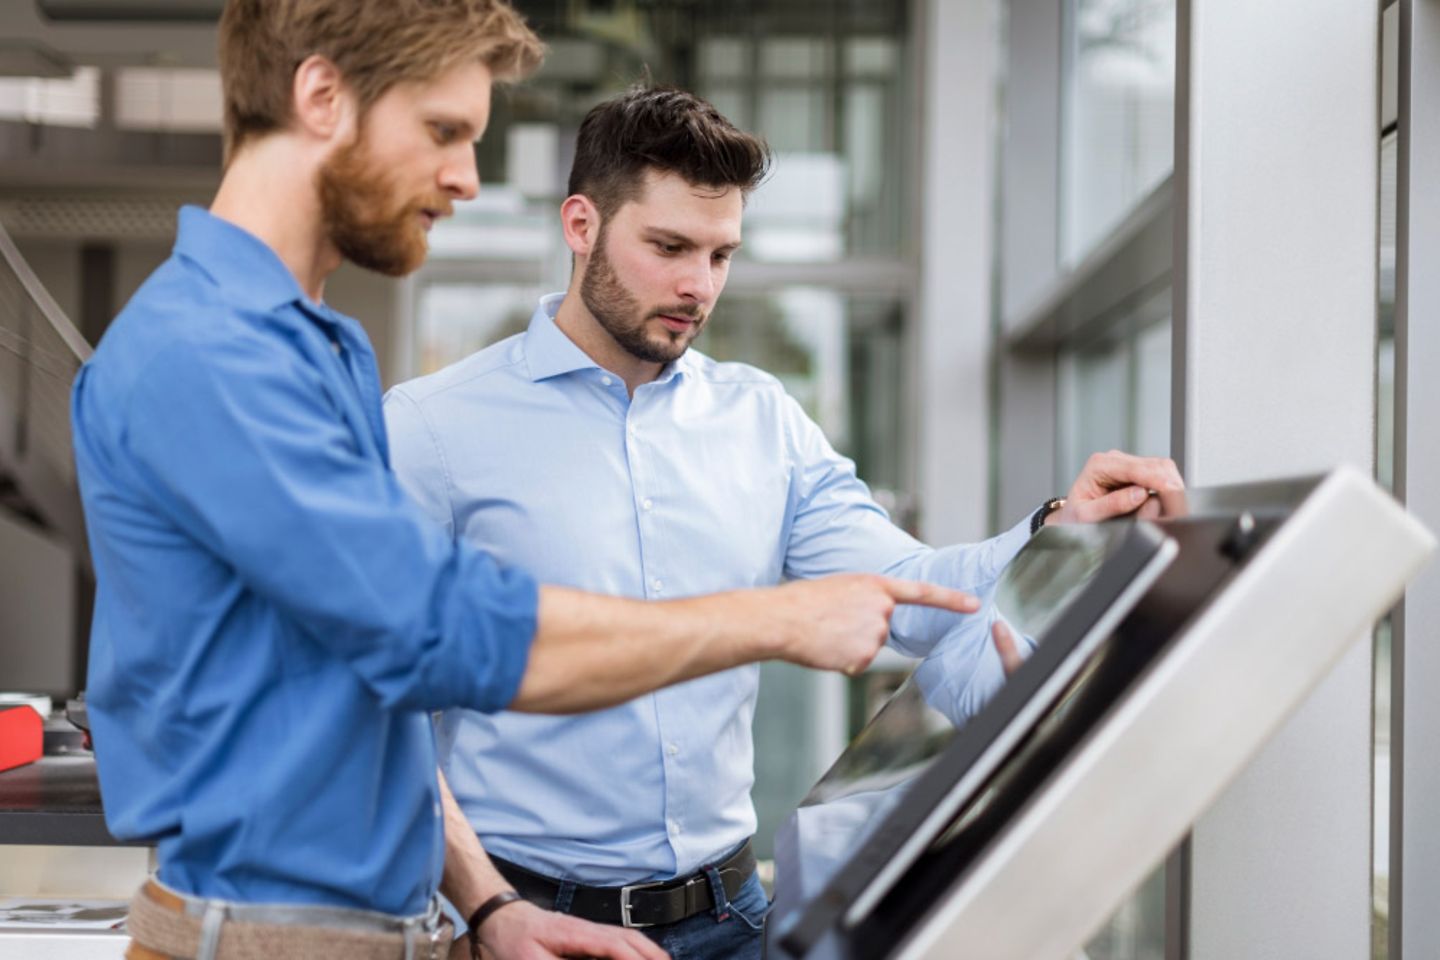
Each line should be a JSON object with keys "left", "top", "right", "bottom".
{"left": 619, "top": 880, "right": 665, "bottom": 929}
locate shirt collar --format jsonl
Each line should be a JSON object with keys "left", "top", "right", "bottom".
{"left": 523, "top": 293, "right": 692, "bottom": 386}
{"left": 524, "top": 294, "right": 600, "bottom": 382}
{"left": 173, "top": 206, "right": 309, "bottom": 316}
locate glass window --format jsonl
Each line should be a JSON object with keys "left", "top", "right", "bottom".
{"left": 759, "top": 87, "right": 830, "bottom": 153}
{"left": 760, "top": 38, "right": 830, "bottom": 79}
{"left": 115, "top": 68, "right": 222, "bottom": 133}
{"left": 699, "top": 37, "right": 750, "bottom": 79}
{"left": 1084, "top": 870, "right": 1166, "bottom": 960}
{"left": 1373, "top": 127, "right": 1397, "bottom": 960}
{"left": 0, "top": 66, "right": 99, "bottom": 128}
{"left": 1058, "top": 290, "right": 1172, "bottom": 487}
{"left": 413, "top": 283, "right": 544, "bottom": 376}
{"left": 845, "top": 37, "right": 898, "bottom": 77}
{"left": 1062, "top": 335, "right": 1129, "bottom": 483}
{"left": 1133, "top": 318, "right": 1171, "bottom": 458}
{"left": 1059, "top": 307, "right": 1173, "bottom": 959}
{"left": 1062, "top": 0, "right": 1176, "bottom": 262}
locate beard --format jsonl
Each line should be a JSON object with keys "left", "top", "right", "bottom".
{"left": 316, "top": 130, "right": 448, "bottom": 277}
{"left": 580, "top": 226, "right": 707, "bottom": 365}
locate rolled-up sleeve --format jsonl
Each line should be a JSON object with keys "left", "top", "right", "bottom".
{"left": 121, "top": 326, "right": 536, "bottom": 714}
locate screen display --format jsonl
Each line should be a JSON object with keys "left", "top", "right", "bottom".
{"left": 771, "top": 520, "right": 1175, "bottom": 948}
{"left": 772, "top": 510, "right": 1283, "bottom": 960}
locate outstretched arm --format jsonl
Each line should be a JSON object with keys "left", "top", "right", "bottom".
{"left": 510, "top": 575, "right": 980, "bottom": 713}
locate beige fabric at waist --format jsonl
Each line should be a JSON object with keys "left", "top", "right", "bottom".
{"left": 125, "top": 880, "right": 455, "bottom": 960}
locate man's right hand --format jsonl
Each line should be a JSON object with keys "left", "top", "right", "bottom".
{"left": 763, "top": 575, "right": 981, "bottom": 676}
{"left": 468, "top": 899, "right": 668, "bottom": 960}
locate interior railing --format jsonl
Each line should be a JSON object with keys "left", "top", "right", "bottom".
{"left": 0, "top": 216, "right": 93, "bottom": 564}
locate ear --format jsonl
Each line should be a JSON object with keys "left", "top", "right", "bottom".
{"left": 560, "top": 194, "right": 602, "bottom": 257}
{"left": 291, "top": 54, "right": 356, "bottom": 144}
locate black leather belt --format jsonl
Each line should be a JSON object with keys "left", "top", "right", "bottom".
{"left": 490, "top": 840, "right": 756, "bottom": 929}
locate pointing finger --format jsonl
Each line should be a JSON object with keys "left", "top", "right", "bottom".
{"left": 878, "top": 578, "right": 981, "bottom": 614}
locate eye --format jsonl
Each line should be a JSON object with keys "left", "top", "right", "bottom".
{"left": 430, "top": 122, "right": 459, "bottom": 144}
{"left": 654, "top": 241, "right": 683, "bottom": 256}
{"left": 713, "top": 251, "right": 733, "bottom": 264}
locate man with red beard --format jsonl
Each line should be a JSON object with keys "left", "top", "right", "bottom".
{"left": 383, "top": 86, "right": 1185, "bottom": 960}
{"left": 68, "top": 5, "right": 984, "bottom": 960}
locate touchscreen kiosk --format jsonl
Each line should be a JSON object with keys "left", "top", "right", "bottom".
{"left": 771, "top": 518, "right": 1176, "bottom": 932}
{"left": 769, "top": 466, "right": 1434, "bottom": 960}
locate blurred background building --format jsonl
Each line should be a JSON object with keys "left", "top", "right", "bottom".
{"left": 0, "top": 1, "right": 1431, "bottom": 958}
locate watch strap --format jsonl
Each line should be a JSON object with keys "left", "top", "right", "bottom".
{"left": 1030, "top": 497, "right": 1066, "bottom": 535}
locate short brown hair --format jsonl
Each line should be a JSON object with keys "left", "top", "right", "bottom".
{"left": 568, "top": 85, "right": 771, "bottom": 218}
{"left": 218, "top": 0, "right": 544, "bottom": 159}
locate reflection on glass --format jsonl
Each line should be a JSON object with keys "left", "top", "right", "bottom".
{"left": 778, "top": 523, "right": 1141, "bottom": 907}
{"left": 1063, "top": 0, "right": 1175, "bottom": 262}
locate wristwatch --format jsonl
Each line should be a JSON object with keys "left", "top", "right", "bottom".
{"left": 468, "top": 890, "right": 524, "bottom": 958}
{"left": 1030, "top": 497, "right": 1066, "bottom": 535}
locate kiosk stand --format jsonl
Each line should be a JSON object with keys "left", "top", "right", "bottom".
{"left": 771, "top": 467, "right": 1434, "bottom": 960}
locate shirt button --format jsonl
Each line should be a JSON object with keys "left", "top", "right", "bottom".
{"left": 601, "top": 375, "right": 613, "bottom": 386}
{"left": 666, "top": 743, "right": 679, "bottom": 757}
{"left": 669, "top": 820, "right": 682, "bottom": 835}
{"left": 652, "top": 578, "right": 664, "bottom": 593}
{"left": 642, "top": 498, "right": 654, "bottom": 511}
{"left": 627, "top": 423, "right": 637, "bottom": 435}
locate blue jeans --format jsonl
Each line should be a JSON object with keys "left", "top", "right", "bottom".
{"left": 553, "top": 869, "right": 770, "bottom": 960}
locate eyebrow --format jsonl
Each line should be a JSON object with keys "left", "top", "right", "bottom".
{"left": 643, "top": 227, "right": 743, "bottom": 253}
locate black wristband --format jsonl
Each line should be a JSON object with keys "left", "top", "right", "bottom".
{"left": 467, "top": 890, "right": 524, "bottom": 950}
{"left": 1030, "top": 497, "right": 1066, "bottom": 536}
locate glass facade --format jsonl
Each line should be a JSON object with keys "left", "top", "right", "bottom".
{"left": 1062, "top": 0, "right": 1175, "bottom": 263}
{"left": 1374, "top": 126, "right": 1397, "bottom": 960}
{"left": 1006, "top": 0, "right": 1178, "bottom": 953}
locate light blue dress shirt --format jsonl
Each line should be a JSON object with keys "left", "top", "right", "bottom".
{"left": 71, "top": 207, "right": 539, "bottom": 915}
{"left": 383, "top": 294, "right": 1030, "bottom": 885}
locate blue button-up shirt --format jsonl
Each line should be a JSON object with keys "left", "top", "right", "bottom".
{"left": 71, "top": 207, "right": 539, "bottom": 916}
{"left": 383, "top": 295, "right": 1030, "bottom": 885}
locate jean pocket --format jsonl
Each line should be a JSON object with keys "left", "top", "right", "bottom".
{"left": 723, "top": 878, "right": 773, "bottom": 931}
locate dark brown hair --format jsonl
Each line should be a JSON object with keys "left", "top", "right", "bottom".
{"left": 217, "top": 0, "right": 544, "bottom": 159}
{"left": 568, "top": 85, "right": 772, "bottom": 217}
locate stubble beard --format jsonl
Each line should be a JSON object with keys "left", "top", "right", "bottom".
{"left": 316, "top": 130, "right": 445, "bottom": 277}
{"left": 580, "top": 225, "right": 705, "bottom": 365}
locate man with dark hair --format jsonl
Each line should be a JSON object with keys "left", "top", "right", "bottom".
{"left": 384, "top": 85, "right": 1183, "bottom": 960}
{"left": 71, "top": 6, "right": 981, "bottom": 957}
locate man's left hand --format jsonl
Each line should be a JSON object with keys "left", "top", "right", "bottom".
{"left": 467, "top": 900, "right": 670, "bottom": 960}
{"left": 1047, "top": 450, "right": 1185, "bottom": 526}
{"left": 992, "top": 619, "right": 1025, "bottom": 677}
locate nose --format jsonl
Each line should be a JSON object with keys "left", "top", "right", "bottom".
{"left": 440, "top": 147, "right": 481, "bottom": 202}
{"left": 675, "top": 253, "right": 716, "bottom": 307}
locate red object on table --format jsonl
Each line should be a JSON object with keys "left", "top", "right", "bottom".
{"left": 0, "top": 705, "right": 43, "bottom": 773}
